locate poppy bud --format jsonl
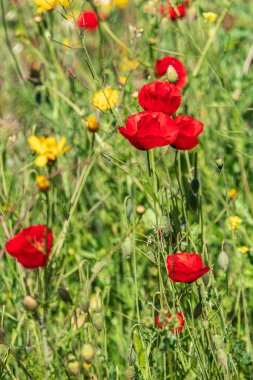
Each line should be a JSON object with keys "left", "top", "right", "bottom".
{"left": 125, "top": 366, "right": 136, "bottom": 380}
{"left": 68, "top": 360, "right": 80, "bottom": 375}
{"left": 218, "top": 251, "right": 229, "bottom": 271}
{"left": 201, "top": 319, "right": 209, "bottom": 330}
{"left": 81, "top": 343, "right": 95, "bottom": 363}
{"left": 202, "top": 271, "right": 211, "bottom": 286}
{"left": 215, "top": 156, "right": 223, "bottom": 172}
{"left": 58, "top": 287, "right": 72, "bottom": 304}
{"left": 191, "top": 178, "right": 200, "bottom": 194}
{"left": 193, "top": 303, "right": 202, "bottom": 319}
{"left": 189, "top": 193, "right": 198, "bottom": 211}
{"left": 80, "top": 299, "right": 90, "bottom": 313}
{"left": 89, "top": 293, "right": 102, "bottom": 313}
{"left": 23, "top": 295, "right": 38, "bottom": 311}
{"left": 166, "top": 65, "right": 179, "bottom": 84}
{"left": 121, "top": 237, "right": 133, "bottom": 259}
{"left": 216, "top": 349, "right": 228, "bottom": 369}
{"left": 93, "top": 313, "right": 104, "bottom": 332}
{"left": 0, "top": 328, "right": 5, "bottom": 344}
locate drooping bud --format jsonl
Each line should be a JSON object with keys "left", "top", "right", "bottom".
{"left": 93, "top": 313, "right": 104, "bottom": 332}
{"left": 218, "top": 251, "right": 229, "bottom": 271}
{"left": 81, "top": 343, "right": 95, "bottom": 363}
{"left": 89, "top": 293, "right": 102, "bottom": 313}
{"left": 121, "top": 237, "right": 133, "bottom": 259}
{"left": 191, "top": 178, "right": 200, "bottom": 194}
{"left": 22, "top": 295, "right": 38, "bottom": 311}
{"left": 193, "top": 302, "right": 203, "bottom": 319}
{"left": 58, "top": 287, "right": 73, "bottom": 304}
{"left": 166, "top": 65, "right": 178, "bottom": 83}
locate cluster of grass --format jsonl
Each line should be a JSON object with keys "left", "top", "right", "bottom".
{"left": 0, "top": 0, "right": 253, "bottom": 379}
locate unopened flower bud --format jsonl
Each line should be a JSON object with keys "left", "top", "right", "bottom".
{"left": 93, "top": 313, "right": 104, "bottom": 332}
{"left": 121, "top": 237, "right": 133, "bottom": 259}
{"left": 215, "top": 156, "right": 223, "bottom": 171}
{"left": 193, "top": 302, "right": 203, "bottom": 319}
{"left": 81, "top": 343, "right": 95, "bottom": 363}
{"left": 202, "top": 319, "right": 209, "bottom": 330}
{"left": 68, "top": 360, "right": 80, "bottom": 375}
{"left": 218, "top": 251, "right": 229, "bottom": 271}
{"left": 89, "top": 293, "right": 102, "bottom": 313}
{"left": 191, "top": 178, "right": 200, "bottom": 194}
{"left": 189, "top": 193, "right": 198, "bottom": 211}
{"left": 23, "top": 295, "right": 38, "bottom": 311}
{"left": 166, "top": 65, "right": 178, "bottom": 84}
{"left": 58, "top": 287, "right": 72, "bottom": 304}
{"left": 136, "top": 205, "right": 145, "bottom": 215}
{"left": 86, "top": 115, "right": 99, "bottom": 132}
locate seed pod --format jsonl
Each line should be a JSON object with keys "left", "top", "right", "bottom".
{"left": 218, "top": 251, "right": 229, "bottom": 271}
{"left": 89, "top": 293, "right": 102, "bottom": 313}
{"left": 189, "top": 193, "right": 198, "bottom": 211}
{"left": 22, "top": 295, "right": 38, "bottom": 311}
{"left": 125, "top": 366, "right": 136, "bottom": 380}
{"left": 68, "top": 360, "right": 80, "bottom": 376}
{"left": 58, "top": 287, "right": 72, "bottom": 304}
{"left": 122, "top": 237, "right": 133, "bottom": 259}
{"left": 0, "top": 328, "right": 5, "bottom": 344}
{"left": 193, "top": 303, "right": 203, "bottom": 319}
{"left": 81, "top": 343, "right": 95, "bottom": 363}
{"left": 215, "top": 156, "right": 223, "bottom": 172}
{"left": 191, "top": 178, "right": 200, "bottom": 194}
{"left": 93, "top": 313, "right": 104, "bottom": 332}
{"left": 217, "top": 349, "right": 228, "bottom": 369}
{"left": 136, "top": 205, "right": 145, "bottom": 215}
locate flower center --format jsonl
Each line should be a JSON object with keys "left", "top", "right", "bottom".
{"left": 166, "top": 65, "right": 178, "bottom": 83}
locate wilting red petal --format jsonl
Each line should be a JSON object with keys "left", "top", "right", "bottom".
{"left": 166, "top": 253, "right": 210, "bottom": 283}
{"left": 138, "top": 81, "right": 181, "bottom": 115}
{"left": 5, "top": 225, "right": 53, "bottom": 269}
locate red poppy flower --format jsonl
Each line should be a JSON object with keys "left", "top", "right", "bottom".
{"left": 167, "top": 253, "right": 210, "bottom": 283}
{"left": 171, "top": 116, "right": 204, "bottom": 150}
{"left": 156, "top": 312, "right": 185, "bottom": 333}
{"left": 5, "top": 225, "right": 53, "bottom": 269}
{"left": 159, "top": 1, "right": 189, "bottom": 21}
{"left": 77, "top": 11, "right": 99, "bottom": 30}
{"left": 118, "top": 111, "right": 179, "bottom": 150}
{"left": 155, "top": 56, "right": 187, "bottom": 88}
{"left": 138, "top": 81, "right": 181, "bottom": 116}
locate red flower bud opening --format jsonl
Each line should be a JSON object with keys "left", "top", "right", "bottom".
{"left": 77, "top": 11, "right": 99, "bottom": 30}
{"left": 167, "top": 253, "right": 210, "bottom": 283}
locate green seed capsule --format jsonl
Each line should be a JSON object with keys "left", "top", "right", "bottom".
{"left": 93, "top": 313, "right": 104, "bottom": 332}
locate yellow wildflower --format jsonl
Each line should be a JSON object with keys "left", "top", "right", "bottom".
{"left": 238, "top": 246, "right": 249, "bottom": 255}
{"left": 37, "top": 175, "right": 50, "bottom": 191}
{"left": 119, "top": 54, "right": 139, "bottom": 73}
{"left": 119, "top": 76, "right": 127, "bottom": 85}
{"left": 202, "top": 12, "right": 218, "bottom": 23}
{"left": 33, "top": 0, "right": 70, "bottom": 13}
{"left": 86, "top": 115, "right": 100, "bottom": 132}
{"left": 113, "top": 0, "right": 129, "bottom": 7}
{"left": 92, "top": 88, "right": 119, "bottom": 111}
{"left": 227, "top": 216, "right": 242, "bottom": 231}
{"left": 228, "top": 188, "right": 237, "bottom": 201}
{"left": 28, "top": 135, "right": 71, "bottom": 167}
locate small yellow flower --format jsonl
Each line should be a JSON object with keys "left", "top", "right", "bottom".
{"left": 202, "top": 12, "right": 218, "bottom": 23}
{"left": 33, "top": 0, "right": 70, "bottom": 13}
{"left": 28, "top": 135, "right": 71, "bottom": 167}
{"left": 119, "top": 54, "right": 139, "bottom": 73}
{"left": 238, "top": 246, "right": 249, "bottom": 255}
{"left": 228, "top": 188, "right": 237, "bottom": 201}
{"left": 86, "top": 115, "right": 100, "bottom": 132}
{"left": 37, "top": 175, "right": 50, "bottom": 191}
{"left": 119, "top": 76, "right": 127, "bottom": 85}
{"left": 227, "top": 216, "right": 242, "bottom": 231}
{"left": 83, "top": 362, "right": 92, "bottom": 369}
{"left": 92, "top": 88, "right": 119, "bottom": 111}
{"left": 113, "top": 0, "right": 129, "bottom": 7}
{"left": 2, "top": 204, "right": 12, "bottom": 213}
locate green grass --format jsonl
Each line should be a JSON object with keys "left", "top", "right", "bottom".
{"left": 0, "top": 0, "right": 253, "bottom": 379}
